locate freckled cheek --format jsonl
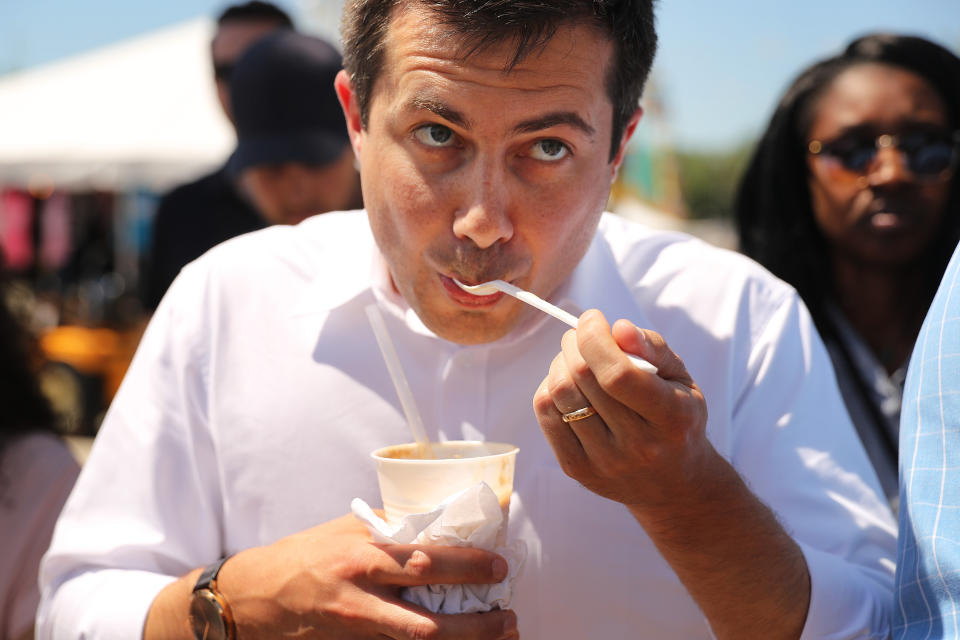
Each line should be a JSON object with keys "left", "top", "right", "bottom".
{"left": 526, "top": 197, "right": 603, "bottom": 292}
{"left": 368, "top": 162, "right": 451, "bottom": 245}
{"left": 519, "top": 162, "right": 607, "bottom": 229}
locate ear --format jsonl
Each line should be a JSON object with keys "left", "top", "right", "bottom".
{"left": 335, "top": 69, "right": 364, "bottom": 161}
{"left": 610, "top": 106, "right": 643, "bottom": 182}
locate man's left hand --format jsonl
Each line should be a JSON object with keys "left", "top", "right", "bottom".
{"left": 533, "top": 308, "right": 711, "bottom": 510}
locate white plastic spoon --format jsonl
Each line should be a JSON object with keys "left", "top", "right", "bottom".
{"left": 453, "top": 278, "right": 658, "bottom": 375}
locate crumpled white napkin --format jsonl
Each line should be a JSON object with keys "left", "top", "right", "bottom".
{"left": 351, "top": 482, "right": 526, "bottom": 613}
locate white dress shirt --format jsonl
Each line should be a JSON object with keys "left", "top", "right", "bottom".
{"left": 38, "top": 211, "right": 896, "bottom": 638}
{"left": 823, "top": 303, "right": 904, "bottom": 507}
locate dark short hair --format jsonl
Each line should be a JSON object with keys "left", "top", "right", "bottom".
{"left": 735, "top": 33, "right": 960, "bottom": 329}
{"left": 340, "top": 0, "right": 657, "bottom": 162}
{"left": 217, "top": 1, "right": 294, "bottom": 28}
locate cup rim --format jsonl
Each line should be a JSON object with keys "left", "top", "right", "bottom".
{"left": 371, "top": 440, "right": 518, "bottom": 464}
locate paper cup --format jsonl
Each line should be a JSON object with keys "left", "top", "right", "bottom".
{"left": 372, "top": 440, "right": 519, "bottom": 528}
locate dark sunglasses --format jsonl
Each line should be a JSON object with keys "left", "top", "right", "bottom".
{"left": 213, "top": 63, "right": 233, "bottom": 82}
{"left": 807, "top": 130, "right": 960, "bottom": 180}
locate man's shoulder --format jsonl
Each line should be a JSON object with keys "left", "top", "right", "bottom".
{"left": 596, "top": 212, "right": 791, "bottom": 297}
{"left": 193, "top": 209, "right": 373, "bottom": 275}
{"left": 161, "top": 210, "right": 373, "bottom": 314}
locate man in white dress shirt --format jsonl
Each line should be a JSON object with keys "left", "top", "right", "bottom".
{"left": 38, "top": 1, "right": 897, "bottom": 638}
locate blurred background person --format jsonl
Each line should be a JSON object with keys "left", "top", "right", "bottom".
{"left": 141, "top": 1, "right": 295, "bottom": 310}
{"left": 143, "top": 25, "right": 362, "bottom": 310}
{"left": 735, "top": 33, "right": 960, "bottom": 508}
{"left": 0, "top": 255, "right": 80, "bottom": 640}
{"left": 211, "top": 1, "right": 295, "bottom": 125}
{"left": 224, "top": 30, "right": 362, "bottom": 227}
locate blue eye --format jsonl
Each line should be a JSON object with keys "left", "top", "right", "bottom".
{"left": 414, "top": 124, "right": 455, "bottom": 147}
{"left": 530, "top": 139, "right": 569, "bottom": 161}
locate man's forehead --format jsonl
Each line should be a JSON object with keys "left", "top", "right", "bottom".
{"left": 382, "top": 4, "right": 470, "bottom": 61}
{"left": 382, "top": 2, "right": 610, "bottom": 73}
{"left": 381, "top": 5, "right": 611, "bottom": 83}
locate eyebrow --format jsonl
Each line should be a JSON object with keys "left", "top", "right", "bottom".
{"left": 408, "top": 97, "right": 595, "bottom": 138}
{"left": 513, "top": 112, "right": 595, "bottom": 137}
{"left": 410, "top": 97, "right": 471, "bottom": 129}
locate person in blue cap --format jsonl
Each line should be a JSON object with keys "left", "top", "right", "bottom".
{"left": 142, "top": 22, "right": 362, "bottom": 310}
{"left": 226, "top": 30, "right": 363, "bottom": 227}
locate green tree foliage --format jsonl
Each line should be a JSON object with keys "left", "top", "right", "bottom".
{"left": 675, "top": 141, "right": 755, "bottom": 220}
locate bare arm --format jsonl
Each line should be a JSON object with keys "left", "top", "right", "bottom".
{"left": 144, "top": 514, "right": 517, "bottom": 640}
{"left": 625, "top": 450, "right": 809, "bottom": 639}
{"left": 533, "top": 310, "right": 809, "bottom": 639}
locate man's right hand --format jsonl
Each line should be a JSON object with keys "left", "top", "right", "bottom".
{"left": 144, "top": 514, "right": 518, "bottom": 639}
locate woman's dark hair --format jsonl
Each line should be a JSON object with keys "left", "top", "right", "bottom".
{"left": 0, "top": 266, "right": 58, "bottom": 460}
{"left": 735, "top": 33, "right": 960, "bottom": 328}
{"left": 340, "top": 0, "right": 657, "bottom": 163}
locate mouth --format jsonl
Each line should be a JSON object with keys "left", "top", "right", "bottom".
{"left": 864, "top": 206, "right": 916, "bottom": 234}
{"left": 868, "top": 212, "right": 903, "bottom": 230}
{"left": 440, "top": 274, "right": 506, "bottom": 307}
{"left": 860, "top": 194, "right": 925, "bottom": 233}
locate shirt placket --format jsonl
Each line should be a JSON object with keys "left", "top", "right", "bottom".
{"left": 437, "top": 346, "right": 488, "bottom": 441}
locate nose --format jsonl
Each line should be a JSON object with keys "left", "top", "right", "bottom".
{"left": 452, "top": 162, "right": 514, "bottom": 249}
{"left": 867, "top": 142, "right": 910, "bottom": 186}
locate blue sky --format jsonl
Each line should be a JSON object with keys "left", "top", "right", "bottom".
{"left": 655, "top": 1, "right": 960, "bottom": 149}
{"left": 1, "top": 0, "right": 958, "bottom": 151}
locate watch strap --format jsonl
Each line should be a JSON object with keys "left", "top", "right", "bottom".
{"left": 190, "top": 556, "right": 236, "bottom": 640}
{"left": 194, "top": 556, "right": 231, "bottom": 592}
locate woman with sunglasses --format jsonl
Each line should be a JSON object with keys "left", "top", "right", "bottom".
{"left": 735, "top": 33, "right": 960, "bottom": 509}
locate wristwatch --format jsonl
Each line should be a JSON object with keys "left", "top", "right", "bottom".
{"left": 188, "top": 556, "right": 236, "bottom": 640}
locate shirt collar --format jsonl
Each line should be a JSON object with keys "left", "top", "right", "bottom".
{"left": 289, "top": 219, "right": 381, "bottom": 317}
{"left": 555, "top": 228, "right": 653, "bottom": 332}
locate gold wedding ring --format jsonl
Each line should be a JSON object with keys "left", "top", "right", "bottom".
{"left": 561, "top": 406, "right": 597, "bottom": 423}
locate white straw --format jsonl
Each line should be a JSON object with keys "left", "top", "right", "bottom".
{"left": 453, "top": 279, "right": 659, "bottom": 375}
{"left": 365, "top": 304, "right": 433, "bottom": 457}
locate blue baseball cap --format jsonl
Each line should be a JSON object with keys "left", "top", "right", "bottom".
{"left": 227, "top": 31, "right": 350, "bottom": 174}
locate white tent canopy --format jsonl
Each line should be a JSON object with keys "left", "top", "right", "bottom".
{"left": 0, "top": 18, "right": 235, "bottom": 192}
